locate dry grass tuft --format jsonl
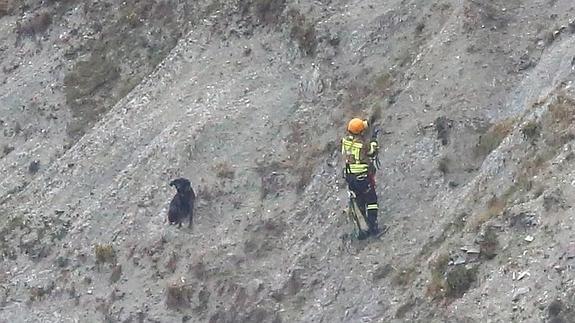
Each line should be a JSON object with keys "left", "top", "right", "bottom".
{"left": 470, "top": 195, "right": 506, "bottom": 230}
{"left": 94, "top": 244, "right": 116, "bottom": 265}
{"left": 474, "top": 117, "right": 515, "bottom": 158}
{"left": 214, "top": 161, "right": 235, "bottom": 179}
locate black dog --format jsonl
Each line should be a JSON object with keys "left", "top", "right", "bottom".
{"left": 168, "top": 178, "right": 195, "bottom": 228}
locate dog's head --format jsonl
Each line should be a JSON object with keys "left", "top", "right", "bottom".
{"left": 169, "top": 178, "right": 192, "bottom": 193}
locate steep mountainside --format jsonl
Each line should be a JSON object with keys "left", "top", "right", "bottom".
{"left": 2, "top": 0, "right": 575, "bottom": 322}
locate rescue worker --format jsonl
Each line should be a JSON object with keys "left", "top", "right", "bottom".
{"left": 341, "top": 118, "right": 380, "bottom": 239}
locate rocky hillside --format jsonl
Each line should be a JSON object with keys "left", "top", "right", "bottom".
{"left": 1, "top": 0, "right": 575, "bottom": 322}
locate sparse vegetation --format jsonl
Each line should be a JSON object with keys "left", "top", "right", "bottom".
{"left": 435, "top": 116, "right": 452, "bottom": 146}
{"left": 64, "top": 55, "right": 121, "bottom": 139}
{"left": 415, "top": 21, "right": 426, "bottom": 35}
{"left": 479, "top": 226, "right": 499, "bottom": 259}
{"left": 438, "top": 156, "right": 450, "bottom": 174}
{"left": 427, "top": 253, "right": 478, "bottom": 299}
{"left": 166, "top": 252, "right": 178, "bottom": 273}
{"left": 548, "top": 299, "right": 563, "bottom": 318}
{"left": 392, "top": 266, "right": 417, "bottom": 287}
{"left": 109, "top": 264, "right": 122, "bottom": 283}
{"left": 94, "top": 244, "right": 116, "bottom": 265}
{"left": 2, "top": 145, "right": 14, "bottom": 157}
{"left": 426, "top": 253, "right": 449, "bottom": 299}
{"left": 474, "top": 117, "right": 515, "bottom": 158}
{"left": 255, "top": 0, "right": 286, "bottom": 24}
{"left": 419, "top": 213, "right": 467, "bottom": 258}
{"left": 28, "top": 282, "right": 55, "bottom": 303}
{"left": 165, "top": 280, "right": 193, "bottom": 309}
{"left": 256, "top": 161, "right": 288, "bottom": 199}
{"left": 55, "top": 256, "right": 69, "bottom": 268}
{"left": 395, "top": 297, "right": 418, "bottom": 319}
{"left": 372, "top": 264, "right": 394, "bottom": 282}
{"left": 28, "top": 160, "right": 40, "bottom": 174}
{"left": 16, "top": 12, "right": 53, "bottom": 37}
{"left": 521, "top": 121, "right": 540, "bottom": 142}
{"left": 445, "top": 265, "right": 478, "bottom": 298}
{"left": 214, "top": 161, "right": 235, "bottom": 179}
{"left": 373, "top": 72, "right": 395, "bottom": 97}
{"left": 470, "top": 195, "right": 506, "bottom": 230}
{"left": 288, "top": 9, "right": 317, "bottom": 56}
{"left": 238, "top": 0, "right": 286, "bottom": 25}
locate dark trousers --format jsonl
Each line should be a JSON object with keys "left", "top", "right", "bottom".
{"left": 346, "top": 173, "right": 379, "bottom": 233}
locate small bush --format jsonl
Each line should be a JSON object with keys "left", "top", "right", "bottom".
{"left": 427, "top": 253, "right": 478, "bottom": 300}
{"left": 94, "top": 244, "right": 116, "bottom": 264}
{"left": 16, "top": 12, "right": 53, "bottom": 37}
{"left": 373, "top": 72, "right": 395, "bottom": 97}
{"left": 435, "top": 116, "right": 452, "bottom": 145}
{"left": 2, "top": 145, "right": 14, "bottom": 157}
{"left": 55, "top": 256, "right": 69, "bottom": 268}
{"left": 438, "top": 156, "right": 450, "bottom": 174}
{"left": 426, "top": 253, "right": 449, "bottom": 299}
{"left": 548, "top": 94, "right": 575, "bottom": 126}
{"left": 288, "top": 9, "right": 316, "bottom": 56}
{"left": 124, "top": 11, "right": 142, "bottom": 28}
{"left": 255, "top": 0, "right": 286, "bottom": 24}
{"left": 109, "top": 264, "right": 122, "bottom": 283}
{"left": 28, "top": 282, "right": 55, "bottom": 303}
{"left": 28, "top": 160, "right": 40, "bottom": 174}
{"left": 548, "top": 299, "right": 563, "bottom": 317}
{"left": 166, "top": 252, "right": 178, "bottom": 273}
{"left": 392, "top": 266, "right": 416, "bottom": 286}
{"left": 415, "top": 22, "right": 425, "bottom": 34}
{"left": 165, "top": 280, "right": 193, "bottom": 309}
{"left": 470, "top": 195, "right": 506, "bottom": 230}
{"left": 395, "top": 298, "right": 417, "bottom": 319}
{"left": 372, "top": 264, "right": 394, "bottom": 281}
{"left": 255, "top": 161, "right": 287, "bottom": 199}
{"left": 445, "top": 265, "right": 478, "bottom": 298}
{"left": 479, "top": 226, "right": 499, "bottom": 259}
{"left": 214, "top": 162, "right": 235, "bottom": 179}
{"left": 521, "top": 121, "right": 540, "bottom": 142}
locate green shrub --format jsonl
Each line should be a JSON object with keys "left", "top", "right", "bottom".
{"left": 521, "top": 121, "right": 540, "bottom": 142}
{"left": 445, "top": 265, "right": 478, "bottom": 298}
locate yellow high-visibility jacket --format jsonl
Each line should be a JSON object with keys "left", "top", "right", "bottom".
{"left": 341, "top": 135, "right": 377, "bottom": 174}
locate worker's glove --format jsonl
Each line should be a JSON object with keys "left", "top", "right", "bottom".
{"left": 369, "top": 141, "right": 379, "bottom": 155}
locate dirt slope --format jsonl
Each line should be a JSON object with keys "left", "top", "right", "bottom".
{"left": 2, "top": 0, "right": 575, "bottom": 322}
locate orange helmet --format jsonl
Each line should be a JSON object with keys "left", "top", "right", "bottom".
{"left": 347, "top": 118, "right": 368, "bottom": 134}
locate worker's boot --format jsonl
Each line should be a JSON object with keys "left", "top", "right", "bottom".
{"left": 357, "top": 230, "right": 369, "bottom": 240}
{"left": 367, "top": 210, "right": 379, "bottom": 236}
